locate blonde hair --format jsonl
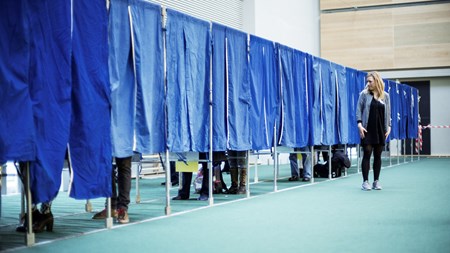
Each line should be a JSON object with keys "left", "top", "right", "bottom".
{"left": 366, "top": 71, "right": 385, "bottom": 100}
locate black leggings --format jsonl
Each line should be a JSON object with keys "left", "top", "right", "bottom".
{"left": 361, "top": 144, "right": 383, "bottom": 182}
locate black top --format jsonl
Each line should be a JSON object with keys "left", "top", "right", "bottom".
{"left": 361, "top": 96, "right": 386, "bottom": 146}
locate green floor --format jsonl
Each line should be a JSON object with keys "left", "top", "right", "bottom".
{"left": 1, "top": 157, "right": 449, "bottom": 253}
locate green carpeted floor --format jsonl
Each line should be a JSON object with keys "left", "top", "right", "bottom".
{"left": 1, "top": 157, "right": 449, "bottom": 253}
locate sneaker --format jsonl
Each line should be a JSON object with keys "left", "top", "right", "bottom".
{"left": 372, "top": 180, "right": 382, "bottom": 190}
{"left": 361, "top": 181, "right": 371, "bottom": 191}
{"left": 117, "top": 208, "right": 129, "bottom": 224}
{"left": 92, "top": 209, "right": 117, "bottom": 219}
{"left": 197, "top": 194, "right": 208, "bottom": 201}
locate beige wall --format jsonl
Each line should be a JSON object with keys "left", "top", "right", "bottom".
{"left": 320, "top": 1, "right": 450, "bottom": 71}
{"left": 321, "top": 0, "right": 434, "bottom": 10}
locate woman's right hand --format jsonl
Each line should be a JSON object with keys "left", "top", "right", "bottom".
{"left": 358, "top": 123, "right": 367, "bottom": 139}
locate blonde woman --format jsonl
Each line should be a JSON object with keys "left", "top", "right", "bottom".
{"left": 356, "top": 71, "right": 391, "bottom": 191}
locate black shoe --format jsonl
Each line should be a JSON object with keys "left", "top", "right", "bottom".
{"left": 288, "top": 176, "right": 299, "bottom": 181}
{"left": 302, "top": 177, "right": 311, "bottom": 182}
{"left": 161, "top": 181, "right": 179, "bottom": 186}
{"left": 172, "top": 195, "right": 189, "bottom": 200}
{"left": 225, "top": 186, "right": 238, "bottom": 194}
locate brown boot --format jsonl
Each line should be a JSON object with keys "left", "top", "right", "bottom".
{"left": 237, "top": 168, "right": 247, "bottom": 194}
{"left": 226, "top": 168, "right": 239, "bottom": 194}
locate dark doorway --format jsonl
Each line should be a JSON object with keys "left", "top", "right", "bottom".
{"left": 402, "top": 81, "right": 430, "bottom": 155}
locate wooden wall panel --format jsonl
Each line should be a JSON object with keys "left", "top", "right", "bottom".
{"left": 320, "top": 0, "right": 433, "bottom": 10}
{"left": 320, "top": 3, "right": 450, "bottom": 71}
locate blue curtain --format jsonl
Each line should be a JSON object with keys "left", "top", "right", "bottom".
{"left": 130, "top": 0, "right": 165, "bottom": 154}
{"left": 346, "top": 67, "right": 360, "bottom": 144}
{"left": 331, "top": 62, "right": 348, "bottom": 144}
{"left": 389, "top": 80, "right": 400, "bottom": 140}
{"left": 278, "top": 45, "right": 308, "bottom": 148}
{"left": 309, "top": 56, "right": 322, "bottom": 145}
{"left": 321, "top": 59, "right": 336, "bottom": 145}
{"left": 0, "top": 0, "right": 36, "bottom": 163}
{"left": 249, "top": 36, "right": 280, "bottom": 151}
{"left": 211, "top": 23, "right": 227, "bottom": 151}
{"left": 27, "top": 0, "right": 72, "bottom": 203}
{"left": 69, "top": 0, "right": 112, "bottom": 199}
{"left": 226, "top": 27, "right": 251, "bottom": 151}
{"left": 166, "top": 9, "right": 210, "bottom": 152}
{"left": 399, "top": 84, "right": 408, "bottom": 140}
{"left": 411, "top": 88, "right": 419, "bottom": 138}
{"left": 405, "top": 85, "right": 416, "bottom": 139}
{"left": 109, "top": 0, "right": 135, "bottom": 158}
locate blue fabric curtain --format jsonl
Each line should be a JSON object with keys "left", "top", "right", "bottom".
{"left": 309, "top": 56, "right": 322, "bottom": 145}
{"left": 226, "top": 27, "right": 251, "bottom": 151}
{"left": 399, "top": 84, "right": 408, "bottom": 140}
{"left": 331, "top": 62, "right": 348, "bottom": 144}
{"left": 0, "top": 0, "right": 36, "bottom": 163}
{"left": 346, "top": 67, "right": 360, "bottom": 144}
{"left": 109, "top": 0, "right": 135, "bottom": 158}
{"left": 27, "top": 0, "right": 72, "bottom": 203}
{"left": 405, "top": 85, "right": 416, "bottom": 139}
{"left": 411, "top": 88, "right": 419, "bottom": 138}
{"left": 211, "top": 23, "right": 227, "bottom": 151}
{"left": 278, "top": 45, "right": 308, "bottom": 148}
{"left": 321, "top": 59, "right": 336, "bottom": 145}
{"left": 166, "top": 9, "right": 210, "bottom": 152}
{"left": 385, "top": 80, "right": 398, "bottom": 141}
{"left": 249, "top": 36, "right": 280, "bottom": 151}
{"left": 389, "top": 80, "right": 400, "bottom": 140}
{"left": 310, "top": 57, "right": 336, "bottom": 145}
{"left": 69, "top": 0, "right": 112, "bottom": 199}
{"left": 130, "top": 0, "right": 165, "bottom": 154}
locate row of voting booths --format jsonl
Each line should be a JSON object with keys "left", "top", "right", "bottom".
{"left": 0, "top": 0, "right": 419, "bottom": 246}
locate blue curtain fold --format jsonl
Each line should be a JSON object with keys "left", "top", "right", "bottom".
{"left": 331, "top": 62, "right": 348, "bottom": 144}
{"left": 27, "top": 0, "right": 72, "bottom": 203}
{"left": 249, "top": 36, "right": 279, "bottom": 150}
{"left": 226, "top": 27, "right": 251, "bottom": 151}
{"left": 278, "top": 45, "right": 308, "bottom": 148}
{"left": 69, "top": 0, "right": 112, "bottom": 199}
{"left": 211, "top": 23, "right": 227, "bottom": 151}
{"left": 399, "top": 84, "right": 408, "bottom": 140}
{"left": 405, "top": 85, "right": 416, "bottom": 139}
{"left": 389, "top": 80, "right": 400, "bottom": 140}
{"left": 166, "top": 9, "right": 210, "bottom": 152}
{"left": 130, "top": 0, "right": 165, "bottom": 154}
{"left": 321, "top": 59, "right": 336, "bottom": 145}
{"left": 309, "top": 56, "right": 322, "bottom": 145}
{"left": 411, "top": 88, "right": 419, "bottom": 138}
{"left": 346, "top": 67, "right": 360, "bottom": 144}
{"left": 109, "top": 0, "right": 135, "bottom": 158}
{"left": 0, "top": 0, "right": 36, "bottom": 163}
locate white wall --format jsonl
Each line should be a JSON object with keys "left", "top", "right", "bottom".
{"left": 430, "top": 77, "right": 450, "bottom": 156}
{"left": 243, "top": 0, "right": 320, "bottom": 56}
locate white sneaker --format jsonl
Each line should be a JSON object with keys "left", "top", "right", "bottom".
{"left": 361, "top": 181, "right": 371, "bottom": 191}
{"left": 372, "top": 180, "right": 382, "bottom": 190}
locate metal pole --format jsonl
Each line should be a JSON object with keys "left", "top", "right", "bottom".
{"left": 273, "top": 125, "right": 278, "bottom": 192}
{"left": 310, "top": 146, "right": 315, "bottom": 183}
{"left": 208, "top": 21, "right": 214, "bottom": 206}
{"left": 328, "top": 145, "right": 332, "bottom": 179}
{"left": 246, "top": 150, "right": 250, "bottom": 198}
{"left": 105, "top": 197, "right": 113, "bottom": 228}
{"left": 254, "top": 152, "right": 259, "bottom": 183}
{"left": 135, "top": 157, "right": 141, "bottom": 203}
{"left": 165, "top": 150, "right": 171, "bottom": 215}
{"left": 25, "top": 162, "right": 35, "bottom": 246}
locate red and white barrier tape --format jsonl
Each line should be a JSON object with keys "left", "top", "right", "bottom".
{"left": 416, "top": 124, "right": 450, "bottom": 152}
